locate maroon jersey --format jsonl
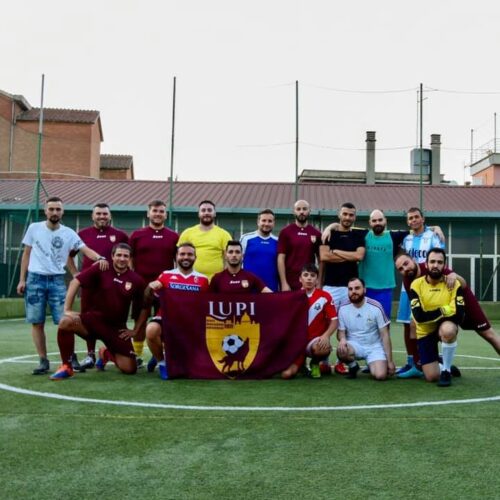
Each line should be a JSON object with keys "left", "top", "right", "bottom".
{"left": 209, "top": 268, "right": 267, "bottom": 294}
{"left": 77, "top": 265, "right": 145, "bottom": 327}
{"left": 129, "top": 226, "right": 179, "bottom": 283}
{"left": 78, "top": 225, "right": 129, "bottom": 270}
{"left": 277, "top": 223, "right": 321, "bottom": 290}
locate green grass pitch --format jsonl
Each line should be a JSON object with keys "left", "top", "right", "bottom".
{"left": 1, "top": 319, "right": 499, "bottom": 499}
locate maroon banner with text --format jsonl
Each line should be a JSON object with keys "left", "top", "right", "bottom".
{"left": 161, "top": 290, "right": 308, "bottom": 379}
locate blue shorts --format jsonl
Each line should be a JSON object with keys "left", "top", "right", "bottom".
{"left": 417, "top": 331, "right": 440, "bottom": 365}
{"left": 396, "top": 288, "right": 411, "bottom": 324}
{"left": 366, "top": 288, "right": 392, "bottom": 319}
{"left": 24, "top": 272, "right": 66, "bottom": 325}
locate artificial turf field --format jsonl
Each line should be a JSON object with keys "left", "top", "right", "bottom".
{"left": 1, "top": 319, "right": 499, "bottom": 500}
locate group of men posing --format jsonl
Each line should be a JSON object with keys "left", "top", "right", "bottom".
{"left": 17, "top": 197, "right": 499, "bottom": 386}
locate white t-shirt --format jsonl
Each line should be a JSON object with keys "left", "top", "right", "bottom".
{"left": 22, "top": 222, "right": 84, "bottom": 275}
{"left": 338, "top": 298, "right": 390, "bottom": 346}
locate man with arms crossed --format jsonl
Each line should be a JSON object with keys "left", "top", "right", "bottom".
{"left": 408, "top": 248, "right": 465, "bottom": 387}
{"left": 17, "top": 197, "right": 102, "bottom": 375}
{"left": 337, "top": 277, "right": 395, "bottom": 380}
{"left": 50, "top": 243, "right": 147, "bottom": 380}
{"left": 145, "top": 243, "right": 209, "bottom": 379}
{"left": 240, "top": 209, "right": 279, "bottom": 291}
{"left": 277, "top": 200, "right": 321, "bottom": 292}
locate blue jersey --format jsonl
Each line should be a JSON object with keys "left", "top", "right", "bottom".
{"left": 402, "top": 226, "right": 444, "bottom": 263}
{"left": 240, "top": 231, "right": 279, "bottom": 291}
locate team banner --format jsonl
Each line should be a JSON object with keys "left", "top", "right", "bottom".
{"left": 161, "top": 290, "right": 308, "bottom": 379}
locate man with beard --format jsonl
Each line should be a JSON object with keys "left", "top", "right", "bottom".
{"left": 129, "top": 200, "right": 179, "bottom": 365}
{"left": 396, "top": 253, "right": 500, "bottom": 355}
{"left": 210, "top": 241, "right": 272, "bottom": 294}
{"left": 145, "top": 243, "right": 210, "bottom": 379}
{"left": 336, "top": 277, "right": 395, "bottom": 380}
{"left": 240, "top": 209, "right": 279, "bottom": 291}
{"left": 178, "top": 200, "right": 232, "bottom": 280}
{"left": 277, "top": 200, "right": 321, "bottom": 291}
{"left": 50, "top": 243, "right": 147, "bottom": 380}
{"left": 69, "top": 203, "right": 129, "bottom": 370}
{"left": 408, "top": 248, "right": 465, "bottom": 387}
{"left": 17, "top": 197, "right": 103, "bottom": 375}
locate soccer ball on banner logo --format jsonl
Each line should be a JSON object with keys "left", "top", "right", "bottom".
{"left": 222, "top": 334, "right": 244, "bottom": 355}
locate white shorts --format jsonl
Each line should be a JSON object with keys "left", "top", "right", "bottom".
{"left": 347, "top": 340, "right": 387, "bottom": 365}
{"left": 323, "top": 285, "right": 348, "bottom": 309}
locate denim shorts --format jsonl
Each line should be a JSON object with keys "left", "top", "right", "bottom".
{"left": 25, "top": 272, "right": 66, "bottom": 325}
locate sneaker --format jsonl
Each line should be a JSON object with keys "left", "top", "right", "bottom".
{"left": 438, "top": 370, "right": 452, "bottom": 387}
{"left": 147, "top": 356, "right": 158, "bottom": 373}
{"left": 346, "top": 362, "right": 360, "bottom": 379}
{"left": 158, "top": 361, "right": 169, "bottom": 380}
{"left": 396, "top": 363, "right": 413, "bottom": 375}
{"left": 71, "top": 353, "right": 85, "bottom": 372}
{"left": 50, "top": 364, "right": 74, "bottom": 380}
{"left": 334, "top": 361, "right": 348, "bottom": 375}
{"left": 32, "top": 357, "right": 50, "bottom": 375}
{"left": 80, "top": 354, "right": 96, "bottom": 370}
{"left": 136, "top": 357, "right": 144, "bottom": 369}
{"left": 95, "top": 346, "right": 108, "bottom": 371}
{"left": 310, "top": 363, "right": 321, "bottom": 379}
{"left": 319, "top": 361, "right": 331, "bottom": 375}
{"left": 450, "top": 365, "right": 461, "bottom": 378}
{"left": 397, "top": 365, "right": 424, "bottom": 379}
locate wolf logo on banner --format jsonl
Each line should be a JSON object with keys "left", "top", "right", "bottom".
{"left": 206, "top": 312, "right": 260, "bottom": 378}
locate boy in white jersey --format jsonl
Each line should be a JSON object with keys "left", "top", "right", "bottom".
{"left": 337, "top": 277, "right": 395, "bottom": 380}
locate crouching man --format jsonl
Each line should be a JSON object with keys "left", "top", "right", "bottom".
{"left": 50, "top": 243, "right": 148, "bottom": 380}
{"left": 337, "top": 277, "right": 395, "bottom": 380}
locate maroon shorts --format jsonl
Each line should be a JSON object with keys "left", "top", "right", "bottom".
{"left": 461, "top": 287, "right": 491, "bottom": 332}
{"left": 81, "top": 312, "right": 136, "bottom": 358}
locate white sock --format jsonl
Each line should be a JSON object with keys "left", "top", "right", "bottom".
{"left": 441, "top": 341, "right": 457, "bottom": 372}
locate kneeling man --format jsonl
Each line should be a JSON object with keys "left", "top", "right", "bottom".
{"left": 337, "top": 277, "right": 395, "bottom": 380}
{"left": 50, "top": 243, "right": 147, "bottom": 379}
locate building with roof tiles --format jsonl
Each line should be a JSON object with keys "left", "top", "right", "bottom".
{"left": 0, "top": 178, "right": 498, "bottom": 300}
{"left": 0, "top": 89, "right": 133, "bottom": 181}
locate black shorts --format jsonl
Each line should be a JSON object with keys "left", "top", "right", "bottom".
{"left": 417, "top": 331, "right": 440, "bottom": 366}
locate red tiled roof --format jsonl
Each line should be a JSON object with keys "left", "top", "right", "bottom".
{"left": 16, "top": 108, "right": 100, "bottom": 124}
{"left": 100, "top": 154, "right": 133, "bottom": 170}
{"left": 0, "top": 179, "right": 499, "bottom": 216}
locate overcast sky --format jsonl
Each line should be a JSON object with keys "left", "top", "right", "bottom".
{"left": 2, "top": 1, "right": 500, "bottom": 184}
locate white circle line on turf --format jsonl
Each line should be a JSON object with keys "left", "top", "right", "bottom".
{"left": 0, "top": 353, "right": 499, "bottom": 412}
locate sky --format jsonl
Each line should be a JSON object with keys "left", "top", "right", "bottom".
{"left": 2, "top": 0, "right": 500, "bottom": 184}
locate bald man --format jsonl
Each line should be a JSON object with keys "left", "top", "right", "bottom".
{"left": 277, "top": 200, "right": 321, "bottom": 291}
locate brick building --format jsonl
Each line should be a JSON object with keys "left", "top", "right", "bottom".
{"left": 0, "top": 88, "right": 133, "bottom": 180}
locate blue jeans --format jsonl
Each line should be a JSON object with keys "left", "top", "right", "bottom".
{"left": 25, "top": 272, "right": 66, "bottom": 324}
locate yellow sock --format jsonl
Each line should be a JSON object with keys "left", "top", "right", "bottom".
{"left": 132, "top": 340, "right": 144, "bottom": 357}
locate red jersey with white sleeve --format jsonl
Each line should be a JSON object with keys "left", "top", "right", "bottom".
{"left": 156, "top": 269, "right": 209, "bottom": 318}
{"left": 306, "top": 288, "right": 337, "bottom": 341}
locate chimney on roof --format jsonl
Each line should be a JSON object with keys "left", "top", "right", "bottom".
{"left": 430, "top": 134, "right": 441, "bottom": 185}
{"left": 366, "top": 131, "right": 376, "bottom": 185}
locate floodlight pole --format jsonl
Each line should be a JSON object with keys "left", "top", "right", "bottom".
{"left": 419, "top": 83, "right": 424, "bottom": 213}
{"left": 33, "top": 74, "right": 45, "bottom": 221}
{"left": 294, "top": 80, "right": 299, "bottom": 201}
{"left": 168, "top": 76, "right": 176, "bottom": 228}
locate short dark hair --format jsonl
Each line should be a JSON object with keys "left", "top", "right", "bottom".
{"left": 258, "top": 208, "right": 275, "bottom": 218}
{"left": 112, "top": 243, "right": 132, "bottom": 256}
{"left": 148, "top": 200, "right": 166, "bottom": 209}
{"left": 198, "top": 200, "right": 215, "bottom": 209}
{"left": 407, "top": 207, "right": 423, "bottom": 217}
{"left": 226, "top": 240, "right": 242, "bottom": 250}
{"left": 177, "top": 242, "right": 196, "bottom": 254}
{"left": 426, "top": 247, "right": 446, "bottom": 263}
{"left": 341, "top": 202, "right": 356, "bottom": 210}
{"left": 301, "top": 263, "right": 318, "bottom": 275}
{"left": 348, "top": 276, "right": 365, "bottom": 287}
{"left": 46, "top": 196, "right": 63, "bottom": 204}
{"left": 93, "top": 203, "right": 110, "bottom": 210}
